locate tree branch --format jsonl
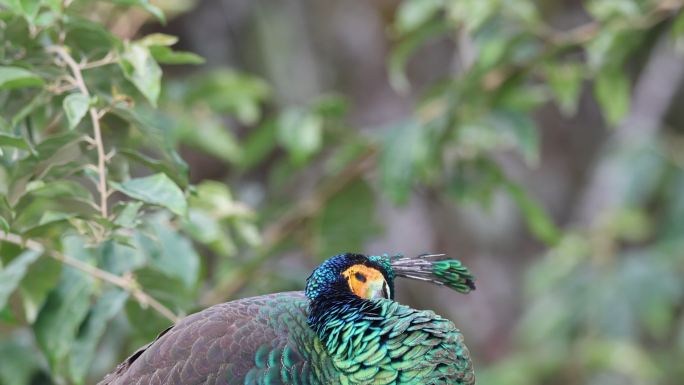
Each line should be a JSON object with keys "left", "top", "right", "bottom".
{"left": 47, "top": 46, "right": 109, "bottom": 220}
{"left": 0, "top": 232, "right": 179, "bottom": 323}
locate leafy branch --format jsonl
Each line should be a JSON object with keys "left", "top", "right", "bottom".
{"left": 0, "top": 231, "right": 179, "bottom": 323}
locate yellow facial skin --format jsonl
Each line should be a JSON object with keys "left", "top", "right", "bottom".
{"left": 342, "top": 264, "right": 391, "bottom": 300}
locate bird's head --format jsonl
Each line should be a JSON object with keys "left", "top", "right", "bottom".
{"left": 304, "top": 252, "right": 475, "bottom": 302}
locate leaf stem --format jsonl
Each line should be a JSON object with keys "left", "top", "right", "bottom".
{"left": 0, "top": 231, "right": 179, "bottom": 323}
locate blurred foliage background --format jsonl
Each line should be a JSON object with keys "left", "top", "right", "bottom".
{"left": 1, "top": 0, "right": 684, "bottom": 384}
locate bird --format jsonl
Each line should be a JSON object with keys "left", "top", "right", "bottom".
{"left": 98, "top": 252, "right": 476, "bottom": 385}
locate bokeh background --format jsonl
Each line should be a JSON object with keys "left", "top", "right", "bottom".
{"left": 1, "top": 0, "right": 684, "bottom": 384}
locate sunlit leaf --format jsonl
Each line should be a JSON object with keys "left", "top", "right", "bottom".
{"left": 120, "top": 43, "right": 162, "bottom": 106}
{"left": 149, "top": 46, "right": 205, "bottom": 65}
{"left": 137, "top": 33, "right": 178, "bottom": 47}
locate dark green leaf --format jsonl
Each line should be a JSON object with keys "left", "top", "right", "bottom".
{"left": 0, "top": 133, "right": 31, "bottom": 151}
{"left": 68, "top": 289, "right": 128, "bottom": 385}
{"left": 0, "top": 66, "right": 43, "bottom": 89}
{"left": 62, "top": 93, "right": 90, "bottom": 130}
{"left": 111, "top": 173, "right": 187, "bottom": 216}
{"left": 0, "top": 249, "right": 41, "bottom": 310}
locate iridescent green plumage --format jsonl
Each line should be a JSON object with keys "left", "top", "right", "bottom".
{"left": 99, "top": 253, "right": 475, "bottom": 385}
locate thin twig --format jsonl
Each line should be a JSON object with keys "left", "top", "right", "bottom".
{"left": 47, "top": 46, "right": 109, "bottom": 220}
{"left": 81, "top": 52, "right": 117, "bottom": 69}
{"left": 0, "top": 232, "right": 179, "bottom": 323}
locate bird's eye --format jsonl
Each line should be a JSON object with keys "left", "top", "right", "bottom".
{"left": 354, "top": 272, "right": 367, "bottom": 282}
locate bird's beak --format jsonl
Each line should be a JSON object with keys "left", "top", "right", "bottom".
{"left": 367, "top": 278, "right": 391, "bottom": 299}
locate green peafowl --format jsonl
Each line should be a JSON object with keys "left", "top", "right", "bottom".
{"left": 99, "top": 253, "right": 476, "bottom": 385}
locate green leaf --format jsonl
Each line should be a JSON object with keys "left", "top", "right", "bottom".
{"left": 396, "top": 0, "right": 443, "bottom": 34}
{"left": 33, "top": 237, "right": 95, "bottom": 373}
{"left": 545, "top": 63, "right": 584, "bottom": 116}
{"left": 143, "top": 218, "right": 200, "bottom": 288}
{"left": 504, "top": 181, "right": 561, "bottom": 245}
{"left": 389, "top": 20, "right": 448, "bottom": 93}
{"left": 0, "top": 334, "right": 42, "bottom": 385}
{"left": 137, "top": 33, "right": 178, "bottom": 46}
{"left": 0, "top": 249, "right": 41, "bottom": 310}
{"left": 185, "top": 70, "right": 270, "bottom": 125}
{"left": 0, "top": 133, "right": 31, "bottom": 151}
{"left": 0, "top": 66, "right": 43, "bottom": 89}
{"left": 108, "top": 0, "right": 165, "bottom": 22}
{"left": 490, "top": 110, "right": 539, "bottom": 166}
{"left": 62, "top": 93, "right": 90, "bottom": 130}
{"left": 111, "top": 173, "right": 187, "bottom": 216}
{"left": 113, "top": 201, "right": 143, "bottom": 228}
{"left": 316, "top": 180, "right": 379, "bottom": 257}
{"left": 594, "top": 67, "right": 630, "bottom": 126}
{"left": 380, "top": 119, "right": 430, "bottom": 204}
{"left": 277, "top": 109, "right": 323, "bottom": 164}
{"left": 120, "top": 43, "right": 162, "bottom": 106}
{"left": 19, "top": 257, "right": 62, "bottom": 323}
{"left": 149, "top": 46, "right": 205, "bottom": 65}
{"left": 174, "top": 117, "right": 242, "bottom": 164}
{"left": 239, "top": 120, "right": 278, "bottom": 170}
{"left": 68, "top": 289, "right": 128, "bottom": 385}
{"left": 118, "top": 148, "right": 189, "bottom": 188}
